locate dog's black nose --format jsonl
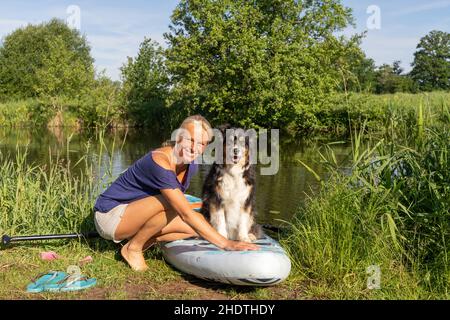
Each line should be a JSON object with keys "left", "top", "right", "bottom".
{"left": 233, "top": 148, "right": 239, "bottom": 155}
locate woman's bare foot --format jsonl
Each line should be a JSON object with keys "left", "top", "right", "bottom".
{"left": 121, "top": 242, "right": 148, "bottom": 272}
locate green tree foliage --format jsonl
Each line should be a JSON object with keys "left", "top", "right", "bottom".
{"left": 374, "top": 61, "right": 415, "bottom": 94}
{"left": 120, "top": 38, "right": 169, "bottom": 128}
{"left": 411, "top": 30, "right": 450, "bottom": 91}
{"left": 34, "top": 36, "right": 94, "bottom": 99}
{"left": 164, "top": 0, "right": 356, "bottom": 132}
{"left": 338, "top": 39, "right": 377, "bottom": 93}
{"left": 0, "top": 18, "right": 94, "bottom": 100}
{"left": 76, "top": 72, "right": 121, "bottom": 127}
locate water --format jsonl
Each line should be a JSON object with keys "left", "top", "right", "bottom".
{"left": 0, "top": 126, "right": 353, "bottom": 226}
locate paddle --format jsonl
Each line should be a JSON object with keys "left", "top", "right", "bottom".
{"left": 1, "top": 198, "right": 285, "bottom": 246}
{"left": 1, "top": 224, "right": 286, "bottom": 246}
{"left": 1, "top": 231, "right": 100, "bottom": 246}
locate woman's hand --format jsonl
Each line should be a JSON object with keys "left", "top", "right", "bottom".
{"left": 223, "top": 240, "right": 259, "bottom": 251}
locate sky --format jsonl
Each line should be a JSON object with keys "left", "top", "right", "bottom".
{"left": 0, "top": 0, "right": 449, "bottom": 81}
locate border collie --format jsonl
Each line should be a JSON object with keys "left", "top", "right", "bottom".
{"left": 201, "top": 124, "right": 263, "bottom": 242}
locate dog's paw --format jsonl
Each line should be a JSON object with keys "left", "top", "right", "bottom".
{"left": 248, "top": 233, "right": 257, "bottom": 241}
{"left": 237, "top": 234, "right": 252, "bottom": 242}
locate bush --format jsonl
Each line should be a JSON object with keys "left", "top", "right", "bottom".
{"left": 75, "top": 74, "right": 122, "bottom": 128}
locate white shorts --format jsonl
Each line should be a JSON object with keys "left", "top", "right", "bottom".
{"left": 94, "top": 204, "right": 128, "bottom": 243}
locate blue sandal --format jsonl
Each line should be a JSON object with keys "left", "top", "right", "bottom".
{"left": 26, "top": 271, "right": 68, "bottom": 293}
{"left": 44, "top": 274, "right": 97, "bottom": 292}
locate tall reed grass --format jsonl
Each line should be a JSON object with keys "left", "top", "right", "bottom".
{"left": 284, "top": 116, "right": 449, "bottom": 298}
{"left": 0, "top": 129, "right": 122, "bottom": 237}
{"left": 316, "top": 91, "right": 450, "bottom": 136}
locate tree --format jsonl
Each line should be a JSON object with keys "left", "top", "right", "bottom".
{"left": 34, "top": 36, "right": 94, "bottom": 99}
{"left": 374, "top": 61, "right": 414, "bottom": 94}
{"left": 120, "top": 38, "right": 169, "bottom": 128}
{"left": 351, "top": 56, "right": 377, "bottom": 92}
{"left": 339, "top": 42, "right": 377, "bottom": 93}
{"left": 410, "top": 30, "right": 450, "bottom": 91}
{"left": 76, "top": 71, "right": 121, "bottom": 127}
{"left": 164, "top": 0, "right": 355, "bottom": 132}
{"left": 392, "top": 60, "right": 403, "bottom": 75}
{"left": 375, "top": 64, "right": 398, "bottom": 94}
{"left": 0, "top": 18, "right": 94, "bottom": 100}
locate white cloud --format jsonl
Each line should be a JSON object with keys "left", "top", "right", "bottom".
{"left": 87, "top": 31, "right": 166, "bottom": 80}
{"left": 76, "top": 6, "right": 171, "bottom": 80}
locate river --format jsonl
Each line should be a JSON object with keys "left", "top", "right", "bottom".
{"left": 0, "top": 126, "right": 353, "bottom": 226}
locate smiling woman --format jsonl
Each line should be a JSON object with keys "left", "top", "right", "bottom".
{"left": 93, "top": 115, "right": 259, "bottom": 271}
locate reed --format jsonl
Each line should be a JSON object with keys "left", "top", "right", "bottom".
{"left": 0, "top": 129, "right": 122, "bottom": 237}
{"left": 283, "top": 120, "right": 449, "bottom": 299}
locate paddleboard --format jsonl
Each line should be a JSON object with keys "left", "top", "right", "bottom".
{"left": 159, "top": 195, "right": 291, "bottom": 286}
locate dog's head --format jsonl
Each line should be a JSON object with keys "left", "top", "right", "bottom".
{"left": 217, "top": 123, "right": 250, "bottom": 169}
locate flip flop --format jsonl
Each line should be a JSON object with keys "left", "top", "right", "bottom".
{"left": 26, "top": 271, "right": 68, "bottom": 293}
{"left": 44, "top": 273, "right": 97, "bottom": 292}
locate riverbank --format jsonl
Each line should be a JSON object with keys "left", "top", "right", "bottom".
{"left": 1, "top": 92, "right": 448, "bottom": 137}
{"left": 0, "top": 111, "right": 448, "bottom": 299}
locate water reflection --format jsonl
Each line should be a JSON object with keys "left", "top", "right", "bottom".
{"left": 0, "top": 127, "right": 353, "bottom": 226}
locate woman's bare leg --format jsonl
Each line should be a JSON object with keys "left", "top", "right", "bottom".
{"left": 114, "top": 194, "right": 198, "bottom": 271}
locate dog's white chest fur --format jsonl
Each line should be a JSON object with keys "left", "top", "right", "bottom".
{"left": 214, "top": 165, "right": 253, "bottom": 241}
{"left": 219, "top": 166, "right": 249, "bottom": 204}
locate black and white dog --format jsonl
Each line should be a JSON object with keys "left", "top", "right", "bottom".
{"left": 201, "top": 124, "right": 263, "bottom": 242}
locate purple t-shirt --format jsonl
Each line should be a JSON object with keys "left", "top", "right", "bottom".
{"left": 94, "top": 151, "right": 198, "bottom": 213}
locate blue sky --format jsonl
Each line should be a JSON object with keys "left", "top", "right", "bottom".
{"left": 0, "top": 0, "right": 449, "bottom": 81}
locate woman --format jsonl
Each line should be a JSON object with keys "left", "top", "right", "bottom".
{"left": 93, "top": 115, "right": 258, "bottom": 271}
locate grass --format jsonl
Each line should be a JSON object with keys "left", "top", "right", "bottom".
{"left": 0, "top": 96, "right": 114, "bottom": 129}
{"left": 314, "top": 91, "right": 450, "bottom": 136}
{"left": 283, "top": 116, "right": 449, "bottom": 299}
{"left": 0, "top": 237, "right": 297, "bottom": 300}
{"left": 0, "top": 99, "right": 41, "bottom": 127}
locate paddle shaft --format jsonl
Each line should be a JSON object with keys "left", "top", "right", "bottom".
{"left": 1, "top": 231, "right": 100, "bottom": 246}
{"left": 1, "top": 224, "right": 284, "bottom": 246}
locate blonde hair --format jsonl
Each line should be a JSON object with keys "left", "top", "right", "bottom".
{"left": 161, "top": 115, "right": 213, "bottom": 147}
{"left": 180, "top": 115, "right": 213, "bottom": 139}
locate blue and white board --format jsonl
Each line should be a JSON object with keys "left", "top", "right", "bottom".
{"left": 159, "top": 195, "right": 291, "bottom": 286}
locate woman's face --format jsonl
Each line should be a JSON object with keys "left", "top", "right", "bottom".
{"left": 175, "top": 122, "right": 210, "bottom": 163}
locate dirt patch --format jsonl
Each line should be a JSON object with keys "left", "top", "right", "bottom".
{"left": 72, "top": 278, "right": 229, "bottom": 300}
{"left": 154, "top": 279, "right": 229, "bottom": 300}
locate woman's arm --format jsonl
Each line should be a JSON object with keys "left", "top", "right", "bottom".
{"left": 160, "top": 188, "right": 258, "bottom": 251}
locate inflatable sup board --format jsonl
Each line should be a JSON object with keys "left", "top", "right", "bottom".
{"left": 159, "top": 195, "right": 291, "bottom": 286}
